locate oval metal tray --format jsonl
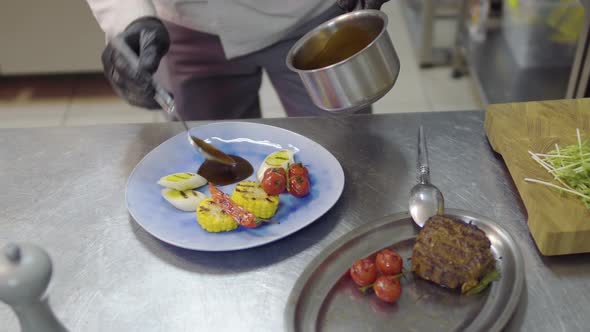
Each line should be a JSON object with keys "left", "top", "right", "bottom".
{"left": 285, "top": 209, "right": 524, "bottom": 332}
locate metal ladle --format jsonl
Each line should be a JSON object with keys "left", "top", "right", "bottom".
{"left": 409, "top": 126, "right": 444, "bottom": 227}
{"left": 111, "top": 38, "right": 236, "bottom": 166}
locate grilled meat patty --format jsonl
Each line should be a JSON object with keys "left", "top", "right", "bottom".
{"left": 411, "top": 216, "right": 495, "bottom": 292}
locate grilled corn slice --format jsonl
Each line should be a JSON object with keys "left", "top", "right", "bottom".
{"left": 196, "top": 198, "right": 238, "bottom": 232}
{"left": 231, "top": 181, "right": 279, "bottom": 219}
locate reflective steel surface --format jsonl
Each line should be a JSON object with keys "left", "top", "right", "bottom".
{"left": 286, "top": 209, "right": 524, "bottom": 332}
{"left": 1, "top": 111, "right": 589, "bottom": 331}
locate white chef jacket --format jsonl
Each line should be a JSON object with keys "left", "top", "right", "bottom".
{"left": 86, "top": 0, "right": 336, "bottom": 59}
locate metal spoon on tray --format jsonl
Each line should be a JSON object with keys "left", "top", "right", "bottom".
{"left": 409, "top": 126, "right": 444, "bottom": 227}
{"left": 111, "top": 37, "right": 236, "bottom": 166}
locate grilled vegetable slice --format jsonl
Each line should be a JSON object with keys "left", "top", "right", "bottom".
{"left": 231, "top": 181, "right": 280, "bottom": 219}
{"left": 197, "top": 198, "right": 239, "bottom": 232}
{"left": 256, "top": 149, "right": 294, "bottom": 181}
{"left": 161, "top": 188, "right": 207, "bottom": 212}
{"left": 158, "top": 172, "right": 207, "bottom": 191}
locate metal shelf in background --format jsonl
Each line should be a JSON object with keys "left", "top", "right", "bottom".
{"left": 401, "top": 0, "right": 461, "bottom": 67}
{"left": 452, "top": 0, "right": 582, "bottom": 105}
{"left": 465, "top": 27, "right": 572, "bottom": 105}
{"left": 567, "top": 7, "right": 590, "bottom": 98}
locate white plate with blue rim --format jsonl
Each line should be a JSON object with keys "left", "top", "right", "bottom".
{"left": 126, "top": 122, "right": 345, "bottom": 251}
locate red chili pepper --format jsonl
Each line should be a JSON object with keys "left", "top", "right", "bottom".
{"left": 209, "top": 183, "right": 258, "bottom": 228}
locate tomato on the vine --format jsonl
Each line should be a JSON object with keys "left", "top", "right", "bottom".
{"left": 375, "top": 249, "right": 403, "bottom": 276}
{"left": 350, "top": 258, "right": 377, "bottom": 287}
{"left": 373, "top": 275, "right": 402, "bottom": 303}
{"left": 261, "top": 168, "right": 286, "bottom": 195}
{"left": 289, "top": 175, "right": 310, "bottom": 197}
{"left": 288, "top": 163, "right": 308, "bottom": 178}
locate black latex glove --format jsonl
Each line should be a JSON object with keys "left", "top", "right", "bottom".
{"left": 101, "top": 17, "right": 170, "bottom": 109}
{"left": 337, "top": 0, "right": 390, "bottom": 12}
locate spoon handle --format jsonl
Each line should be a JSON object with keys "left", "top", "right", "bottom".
{"left": 110, "top": 37, "right": 190, "bottom": 132}
{"left": 152, "top": 87, "right": 191, "bottom": 133}
{"left": 417, "top": 126, "right": 430, "bottom": 184}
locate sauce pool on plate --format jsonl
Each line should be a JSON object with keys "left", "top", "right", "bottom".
{"left": 197, "top": 155, "right": 253, "bottom": 186}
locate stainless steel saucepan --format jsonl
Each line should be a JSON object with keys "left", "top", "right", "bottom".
{"left": 286, "top": 9, "right": 400, "bottom": 113}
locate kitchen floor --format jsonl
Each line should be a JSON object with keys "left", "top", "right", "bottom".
{"left": 0, "top": 2, "right": 481, "bottom": 129}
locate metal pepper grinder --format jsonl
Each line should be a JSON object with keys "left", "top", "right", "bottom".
{"left": 0, "top": 243, "right": 68, "bottom": 332}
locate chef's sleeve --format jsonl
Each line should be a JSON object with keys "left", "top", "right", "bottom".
{"left": 85, "top": 0, "right": 157, "bottom": 39}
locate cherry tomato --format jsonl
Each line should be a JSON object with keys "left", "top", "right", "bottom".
{"left": 263, "top": 167, "right": 287, "bottom": 180}
{"left": 373, "top": 275, "right": 402, "bottom": 303}
{"left": 262, "top": 170, "right": 286, "bottom": 195}
{"left": 288, "top": 163, "right": 309, "bottom": 178}
{"left": 289, "top": 175, "right": 310, "bottom": 197}
{"left": 350, "top": 258, "right": 378, "bottom": 287}
{"left": 375, "top": 249, "right": 403, "bottom": 276}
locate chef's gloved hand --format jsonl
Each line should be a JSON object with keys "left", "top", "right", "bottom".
{"left": 101, "top": 17, "right": 170, "bottom": 109}
{"left": 337, "top": 0, "right": 390, "bottom": 12}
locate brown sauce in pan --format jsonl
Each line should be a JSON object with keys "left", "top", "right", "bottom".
{"left": 197, "top": 155, "right": 253, "bottom": 186}
{"left": 299, "top": 25, "right": 374, "bottom": 70}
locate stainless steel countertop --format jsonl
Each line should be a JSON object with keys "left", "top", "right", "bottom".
{"left": 1, "top": 111, "right": 589, "bottom": 331}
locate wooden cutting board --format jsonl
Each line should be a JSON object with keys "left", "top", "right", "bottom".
{"left": 485, "top": 98, "right": 590, "bottom": 256}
